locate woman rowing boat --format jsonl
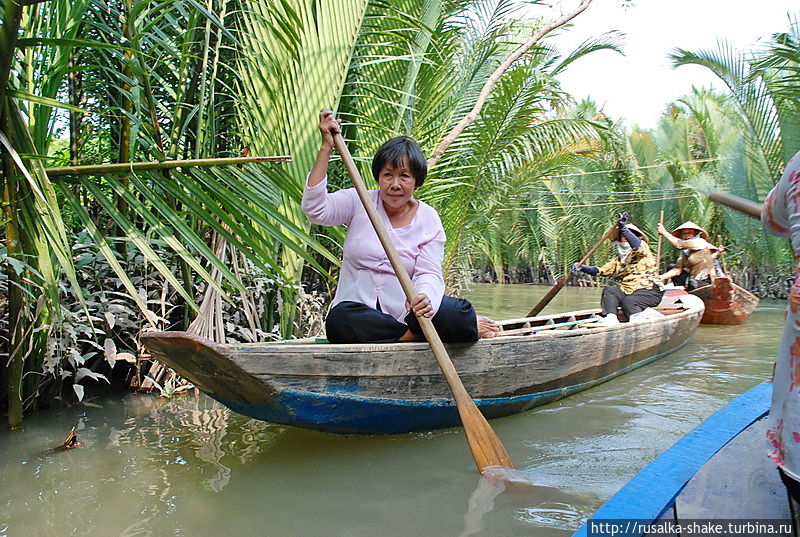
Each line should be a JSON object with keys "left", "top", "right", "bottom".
{"left": 571, "top": 212, "right": 663, "bottom": 326}
{"left": 656, "top": 221, "right": 721, "bottom": 290}
{"left": 302, "top": 110, "right": 499, "bottom": 343}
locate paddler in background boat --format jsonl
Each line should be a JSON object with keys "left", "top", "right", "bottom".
{"left": 762, "top": 150, "right": 800, "bottom": 528}
{"left": 571, "top": 212, "right": 663, "bottom": 327}
{"left": 656, "top": 221, "right": 720, "bottom": 290}
{"left": 302, "top": 109, "right": 500, "bottom": 344}
{"left": 709, "top": 244, "right": 728, "bottom": 278}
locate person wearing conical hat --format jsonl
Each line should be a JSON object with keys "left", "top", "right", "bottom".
{"left": 571, "top": 212, "right": 663, "bottom": 326}
{"left": 708, "top": 243, "right": 728, "bottom": 278}
{"left": 656, "top": 221, "right": 718, "bottom": 291}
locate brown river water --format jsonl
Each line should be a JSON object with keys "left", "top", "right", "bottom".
{"left": 0, "top": 284, "right": 781, "bottom": 537}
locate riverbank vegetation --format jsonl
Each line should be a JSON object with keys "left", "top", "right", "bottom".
{"left": 1, "top": 1, "right": 798, "bottom": 426}
{"left": 467, "top": 16, "right": 800, "bottom": 285}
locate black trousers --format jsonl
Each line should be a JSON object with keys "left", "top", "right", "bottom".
{"left": 671, "top": 270, "right": 711, "bottom": 291}
{"left": 600, "top": 285, "right": 663, "bottom": 318}
{"left": 779, "top": 468, "right": 800, "bottom": 534}
{"left": 325, "top": 296, "right": 479, "bottom": 344}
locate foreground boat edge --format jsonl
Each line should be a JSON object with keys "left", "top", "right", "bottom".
{"left": 573, "top": 382, "right": 772, "bottom": 536}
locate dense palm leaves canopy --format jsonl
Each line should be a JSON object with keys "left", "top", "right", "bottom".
{"left": 1, "top": 0, "right": 798, "bottom": 426}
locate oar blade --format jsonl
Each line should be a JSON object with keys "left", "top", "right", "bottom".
{"left": 458, "top": 400, "right": 514, "bottom": 472}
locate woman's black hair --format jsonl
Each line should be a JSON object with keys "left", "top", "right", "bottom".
{"left": 372, "top": 136, "right": 427, "bottom": 188}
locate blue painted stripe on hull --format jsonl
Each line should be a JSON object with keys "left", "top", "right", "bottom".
{"left": 207, "top": 338, "right": 694, "bottom": 434}
{"left": 573, "top": 382, "right": 772, "bottom": 537}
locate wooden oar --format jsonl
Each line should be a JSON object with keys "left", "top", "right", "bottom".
{"left": 656, "top": 210, "right": 664, "bottom": 272}
{"left": 526, "top": 225, "right": 617, "bottom": 317}
{"left": 708, "top": 191, "right": 762, "bottom": 219}
{"left": 332, "top": 133, "right": 513, "bottom": 473}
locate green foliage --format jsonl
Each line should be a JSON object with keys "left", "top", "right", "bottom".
{"left": 17, "top": 0, "right": 799, "bottom": 427}
{"left": 1, "top": 0, "right": 346, "bottom": 420}
{"left": 666, "top": 14, "right": 800, "bottom": 266}
{"left": 235, "top": 0, "right": 371, "bottom": 336}
{"left": 348, "top": 2, "right": 618, "bottom": 283}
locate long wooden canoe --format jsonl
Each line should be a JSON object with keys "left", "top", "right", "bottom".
{"left": 574, "top": 382, "right": 775, "bottom": 536}
{"left": 690, "top": 276, "right": 759, "bottom": 325}
{"left": 139, "top": 294, "right": 704, "bottom": 434}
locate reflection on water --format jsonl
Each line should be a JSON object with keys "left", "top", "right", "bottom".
{"left": 0, "top": 285, "right": 780, "bottom": 537}
{"left": 459, "top": 473, "right": 506, "bottom": 537}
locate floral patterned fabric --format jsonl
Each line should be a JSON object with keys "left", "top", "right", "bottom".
{"left": 763, "top": 151, "right": 800, "bottom": 481}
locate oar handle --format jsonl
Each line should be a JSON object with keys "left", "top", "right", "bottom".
{"left": 526, "top": 225, "right": 616, "bottom": 317}
{"left": 708, "top": 191, "right": 762, "bottom": 220}
{"left": 332, "top": 133, "right": 513, "bottom": 471}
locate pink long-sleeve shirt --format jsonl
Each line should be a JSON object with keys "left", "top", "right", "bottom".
{"left": 302, "top": 177, "right": 445, "bottom": 322}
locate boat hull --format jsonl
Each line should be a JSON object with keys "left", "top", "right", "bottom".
{"left": 211, "top": 341, "right": 692, "bottom": 433}
{"left": 690, "top": 276, "right": 759, "bottom": 325}
{"left": 140, "top": 295, "right": 704, "bottom": 434}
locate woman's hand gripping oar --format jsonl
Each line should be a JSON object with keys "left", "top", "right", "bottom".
{"left": 526, "top": 224, "right": 617, "bottom": 318}
{"left": 331, "top": 132, "right": 513, "bottom": 474}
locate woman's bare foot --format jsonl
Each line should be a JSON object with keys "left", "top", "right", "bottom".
{"left": 477, "top": 316, "right": 500, "bottom": 338}
{"left": 398, "top": 329, "right": 423, "bottom": 342}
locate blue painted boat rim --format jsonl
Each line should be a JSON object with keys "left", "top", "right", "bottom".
{"left": 572, "top": 382, "right": 772, "bottom": 537}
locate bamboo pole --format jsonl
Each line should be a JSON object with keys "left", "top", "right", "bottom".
{"left": 67, "top": 54, "right": 83, "bottom": 166}
{"left": 116, "top": 10, "right": 133, "bottom": 254}
{"left": 0, "top": 0, "right": 22, "bottom": 106}
{"left": 656, "top": 210, "right": 664, "bottom": 271}
{"left": 44, "top": 156, "right": 291, "bottom": 177}
{"left": 3, "top": 110, "right": 24, "bottom": 430}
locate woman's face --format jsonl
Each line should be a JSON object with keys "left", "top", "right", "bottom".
{"left": 378, "top": 159, "right": 417, "bottom": 210}
{"left": 677, "top": 229, "right": 697, "bottom": 240}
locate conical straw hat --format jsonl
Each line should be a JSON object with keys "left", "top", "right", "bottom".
{"left": 672, "top": 221, "right": 708, "bottom": 240}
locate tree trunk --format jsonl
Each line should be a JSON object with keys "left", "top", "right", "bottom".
{"left": 427, "top": 0, "right": 593, "bottom": 167}
{"left": 2, "top": 0, "right": 24, "bottom": 429}
{"left": 116, "top": 9, "right": 133, "bottom": 255}
{"left": 3, "top": 100, "right": 24, "bottom": 430}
